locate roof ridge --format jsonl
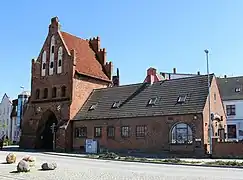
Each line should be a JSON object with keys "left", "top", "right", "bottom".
{"left": 94, "top": 82, "right": 145, "bottom": 92}
{"left": 218, "top": 75, "right": 243, "bottom": 79}
{"left": 61, "top": 31, "right": 86, "bottom": 41}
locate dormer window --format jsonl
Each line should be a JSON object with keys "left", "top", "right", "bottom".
{"left": 111, "top": 101, "right": 121, "bottom": 109}
{"left": 177, "top": 95, "right": 187, "bottom": 103}
{"left": 89, "top": 103, "right": 98, "bottom": 111}
{"left": 147, "top": 97, "right": 158, "bottom": 106}
{"left": 235, "top": 88, "right": 241, "bottom": 92}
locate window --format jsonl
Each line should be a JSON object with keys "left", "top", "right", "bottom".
{"left": 89, "top": 103, "right": 97, "bottom": 111}
{"left": 94, "top": 127, "right": 102, "bottom": 137}
{"left": 58, "top": 60, "right": 62, "bottom": 67}
{"left": 43, "top": 88, "right": 48, "bottom": 99}
{"left": 136, "top": 125, "right": 146, "bottom": 137}
{"left": 75, "top": 127, "right": 87, "bottom": 138}
{"left": 50, "top": 61, "right": 54, "bottom": 68}
{"left": 147, "top": 97, "right": 157, "bottom": 106}
{"left": 177, "top": 95, "right": 187, "bottom": 103}
{"left": 35, "top": 89, "right": 40, "bottom": 99}
{"left": 171, "top": 123, "right": 193, "bottom": 144}
{"left": 41, "top": 51, "right": 47, "bottom": 76}
{"left": 52, "top": 87, "right": 57, "bottom": 98}
{"left": 213, "top": 93, "right": 216, "bottom": 101}
{"left": 42, "top": 63, "right": 46, "bottom": 70}
{"left": 226, "top": 105, "right": 236, "bottom": 116}
{"left": 121, "top": 126, "right": 130, "bottom": 137}
{"left": 61, "top": 86, "right": 66, "bottom": 97}
{"left": 235, "top": 88, "right": 241, "bottom": 92}
{"left": 227, "top": 124, "right": 237, "bottom": 139}
{"left": 51, "top": 46, "right": 54, "bottom": 53}
{"left": 111, "top": 101, "right": 120, "bottom": 108}
{"left": 107, "top": 126, "right": 115, "bottom": 138}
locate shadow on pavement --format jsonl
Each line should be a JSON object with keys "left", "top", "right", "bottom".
{"left": 9, "top": 170, "right": 20, "bottom": 174}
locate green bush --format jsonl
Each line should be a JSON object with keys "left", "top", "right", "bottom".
{"left": 205, "top": 160, "right": 243, "bottom": 167}
{"left": 98, "top": 152, "right": 120, "bottom": 159}
{"left": 3, "top": 139, "right": 13, "bottom": 146}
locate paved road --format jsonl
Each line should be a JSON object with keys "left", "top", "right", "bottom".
{"left": 0, "top": 150, "right": 242, "bottom": 180}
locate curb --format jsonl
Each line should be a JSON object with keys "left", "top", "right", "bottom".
{"left": 42, "top": 152, "right": 243, "bottom": 169}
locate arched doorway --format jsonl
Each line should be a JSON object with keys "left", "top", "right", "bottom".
{"left": 37, "top": 110, "right": 58, "bottom": 150}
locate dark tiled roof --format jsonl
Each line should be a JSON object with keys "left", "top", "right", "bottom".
{"left": 73, "top": 74, "right": 214, "bottom": 120}
{"left": 60, "top": 32, "right": 110, "bottom": 82}
{"left": 217, "top": 76, "right": 243, "bottom": 101}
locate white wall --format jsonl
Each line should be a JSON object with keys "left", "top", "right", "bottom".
{"left": 0, "top": 94, "right": 12, "bottom": 140}
{"left": 224, "top": 99, "right": 243, "bottom": 141}
{"left": 161, "top": 73, "right": 197, "bottom": 80}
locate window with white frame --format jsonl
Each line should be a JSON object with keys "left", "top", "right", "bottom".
{"left": 171, "top": 123, "right": 193, "bottom": 144}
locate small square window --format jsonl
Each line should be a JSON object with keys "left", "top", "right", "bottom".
{"left": 177, "top": 95, "right": 187, "bottom": 103}
{"left": 235, "top": 88, "right": 241, "bottom": 92}
{"left": 94, "top": 127, "right": 102, "bottom": 138}
{"left": 75, "top": 127, "right": 87, "bottom": 138}
{"left": 147, "top": 97, "right": 157, "bottom": 106}
{"left": 136, "top": 125, "right": 146, "bottom": 137}
{"left": 107, "top": 126, "right": 115, "bottom": 138}
{"left": 121, "top": 126, "right": 130, "bottom": 138}
{"left": 111, "top": 101, "right": 121, "bottom": 108}
{"left": 89, "top": 103, "right": 97, "bottom": 111}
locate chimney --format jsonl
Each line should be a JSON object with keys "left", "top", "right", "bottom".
{"left": 112, "top": 68, "right": 120, "bottom": 86}
{"left": 149, "top": 74, "right": 155, "bottom": 85}
{"left": 173, "top": 68, "right": 176, "bottom": 74}
{"left": 147, "top": 67, "right": 157, "bottom": 76}
{"left": 197, "top": 71, "right": 200, "bottom": 75}
{"left": 224, "top": 75, "right": 227, "bottom": 78}
{"left": 146, "top": 67, "right": 157, "bottom": 84}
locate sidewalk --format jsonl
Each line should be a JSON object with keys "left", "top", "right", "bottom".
{"left": 3, "top": 145, "right": 243, "bottom": 163}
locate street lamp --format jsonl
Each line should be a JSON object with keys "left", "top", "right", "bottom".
{"left": 204, "top": 49, "right": 212, "bottom": 156}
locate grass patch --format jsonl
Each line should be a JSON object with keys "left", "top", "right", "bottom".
{"left": 205, "top": 160, "right": 243, "bottom": 167}
{"left": 85, "top": 152, "right": 243, "bottom": 167}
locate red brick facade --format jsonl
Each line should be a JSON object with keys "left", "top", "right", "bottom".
{"left": 73, "top": 114, "right": 205, "bottom": 155}
{"left": 73, "top": 76, "right": 226, "bottom": 155}
{"left": 19, "top": 17, "right": 112, "bottom": 152}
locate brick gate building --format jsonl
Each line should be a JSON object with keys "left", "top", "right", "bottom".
{"left": 19, "top": 17, "right": 116, "bottom": 152}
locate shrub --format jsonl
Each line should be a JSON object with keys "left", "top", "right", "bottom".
{"left": 98, "top": 152, "right": 119, "bottom": 159}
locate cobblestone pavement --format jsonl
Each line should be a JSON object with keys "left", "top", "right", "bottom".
{"left": 0, "top": 150, "right": 242, "bottom": 180}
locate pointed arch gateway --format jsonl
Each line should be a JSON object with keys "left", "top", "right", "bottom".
{"left": 36, "top": 110, "right": 58, "bottom": 150}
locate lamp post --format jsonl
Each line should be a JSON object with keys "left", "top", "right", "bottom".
{"left": 204, "top": 49, "right": 212, "bottom": 156}
{"left": 50, "top": 123, "right": 56, "bottom": 151}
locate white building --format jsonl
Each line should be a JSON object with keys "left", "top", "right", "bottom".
{"left": 10, "top": 99, "right": 18, "bottom": 143}
{"left": 0, "top": 93, "right": 12, "bottom": 139}
{"left": 144, "top": 67, "right": 200, "bottom": 83}
{"left": 217, "top": 76, "right": 243, "bottom": 141}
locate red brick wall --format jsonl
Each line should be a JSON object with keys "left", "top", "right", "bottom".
{"left": 70, "top": 75, "right": 109, "bottom": 120}
{"left": 212, "top": 138, "right": 243, "bottom": 157}
{"left": 203, "top": 76, "right": 227, "bottom": 152}
{"left": 20, "top": 18, "right": 111, "bottom": 151}
{"left": 73, "top": 114, "right": 204, "bottom": 154}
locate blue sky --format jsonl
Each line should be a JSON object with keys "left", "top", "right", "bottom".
{"left": 0, "top": 0, "right": 243, "bottom": 100}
